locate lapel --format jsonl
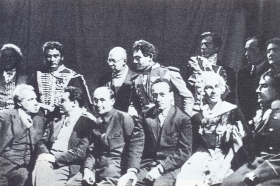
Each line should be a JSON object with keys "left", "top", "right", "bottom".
{"left": 145, "top": 108, "right": 159, "bottom": 142}
{"left": 51, "top": 116, "right": 65, "bottom": 141}
{"left": 0, "top": 72, "right": 6, "bottom": 93}
{"left": 161, "top": 106, "right": 176, "bottom": 140}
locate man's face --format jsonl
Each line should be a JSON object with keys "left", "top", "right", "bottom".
{"left": 201, "top": 36, "right": 217, "bottom": 58}
{"left": 152, "top": 82, "right": 173, "bottom": 111}
{"left": 133, "top": 50, "right": 153, "bottom": 71}
{"left": 267, "top": 43, "right": 280, "bottom": 65}
{"left": 107, "top": 52, "right": 126, "bottom": 73}
{"left": 60, "top": 92, "right": 75, "bottom": 113}
{"left": 245, "top": 39, "right": 261, "bottom": 65}
{"left": 256, "top": 76, "right": 278, "bottom": 106}
{"left": 93, "top": 89, "right": 114, "bottom": 115}
{"left": 19, "top": 90, "right": 39, "bottom": 114}
{"left": 1, "top": 49, "right": 17, "bottom": 71}
{"left": 44, "top": 49, "right": 64, "bottom": 71}
{"left": 204, "top": 78, "right": 223, "bottom": 104}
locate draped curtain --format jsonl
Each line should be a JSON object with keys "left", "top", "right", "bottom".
{"left": 0, "top": 0, "right": 278, "bottom": 93}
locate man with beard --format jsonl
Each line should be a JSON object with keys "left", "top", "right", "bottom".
{"left": 99, "top": 47, "right": 136, "bottom": 112}
{"left": 0, "top": 44, "right": 28, "bottom": 110}
{"left": 0, "top": 84, "right": 48, "bottom": 186}
{"left": 130, "top": 40, "right": 194, "bottom": 116}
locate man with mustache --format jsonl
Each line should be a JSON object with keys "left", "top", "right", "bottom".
{"left": 222, "top": 70, "right": 280, "bottom": 185}
{"left": 99, "top": 47, "right": 136, "bottom": 112}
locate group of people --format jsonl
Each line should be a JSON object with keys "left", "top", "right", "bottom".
{"left": 1, "top": 32, "right": 280, "bottom": 186}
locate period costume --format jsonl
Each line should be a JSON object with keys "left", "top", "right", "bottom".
{"left": 176, "top": 101, "right": 246, "bottom": 186}
{"left": 0, "top": 69, "right": 28, "bottom": 110}
{"left": 131, "top": 63, "right": 194, "bottom": 116}
{"left": 83, "top": 108, "right": 144, "bottom": 185}
{"left": 33, "top": 65, "right": 92, "bottom": 111}
{"left": 0, "top": 109, "right": 48, "bottom": 186}
{"left": 188, "top": 55, "right": 236, "bottom": 106}
{"left": 237, "top": 60, "right": 270, "bottom": 121}
{"left": 136, "top": 105, "right": 192, "bottom": 186}
{"left": 99, "top": 66, "right": 136, "bottom": 112}
{"left": 221, "top": 100, "right": 280, "bottom": 186}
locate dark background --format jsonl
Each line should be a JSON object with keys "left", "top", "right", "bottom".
{"left": 0, "top": 0, "right": 279, "bottom": 94}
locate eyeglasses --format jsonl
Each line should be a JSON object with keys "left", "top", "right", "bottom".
{"left": 107, "top": 58, "right": 125, "bottom": 64}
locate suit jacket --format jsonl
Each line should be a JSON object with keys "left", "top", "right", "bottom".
{"left": 237, "top": 61, "right": 270, "bottom": 121}
{"left": 131, "top": 63, "right": 194, "bottom": 116}
{"left": 140, "top": 105, "right": 192, "bottom": 177}
{"left": 36, "top": 115, "right": 93, "bottom": 176}
{"left": 84, "top": 108, "right": 144, "bottom": 181}
{"left": 0, "top": 109, "right": 47, "bottom": 164}
{"left": 99, "top": 68, "right": 136, "bottom": 112}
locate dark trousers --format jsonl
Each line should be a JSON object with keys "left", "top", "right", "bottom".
{"left": 0, "top": 157, "right": 29, "bottom": 186}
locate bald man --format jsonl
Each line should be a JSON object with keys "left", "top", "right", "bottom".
{"left": 99, "top": 47, "right": 136, "bottom": 112}
{"left": 82, "top": 87, "right": 144, "bottom": 186}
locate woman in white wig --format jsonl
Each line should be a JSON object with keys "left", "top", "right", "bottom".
{"left": 176, "top": 71, "right": 247, "bottom": 186}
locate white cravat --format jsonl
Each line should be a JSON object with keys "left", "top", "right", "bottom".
{"left": 3, "top": 68, "right": 16, "bottom": 83}
{"left": 18, "top": 108, "right": 33, "bottom": 128}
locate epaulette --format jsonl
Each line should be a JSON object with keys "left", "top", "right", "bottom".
{"left": 271, "top": 100, "right": 280, "bottom": 110}
{"left": 166, "top": 66, "right": 180, "bottom": 72}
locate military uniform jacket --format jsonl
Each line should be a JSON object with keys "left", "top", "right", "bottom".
{"left": 140, "top": 105, "right": 192, "bottom": 176}
{"left": 246, "top": 100, "right": 280, "bottom": 182}
{"left": 84, "top": 109, "right": 144, "bottom": 180}
{"left": 131, "top": 63, "right": 194, "bottom": 115}
{"left": 36, "top": 115, "right": 93, "bottom": 176}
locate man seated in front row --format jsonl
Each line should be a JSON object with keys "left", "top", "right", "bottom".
{"left": 32, "top": 86, "right": 93, "bottom": 186}
{"left": 119, "top": 79, "right": 192, "bottom": 186}
{"left": 222, "top": 70, "right": 280, "bottom": 185}
{"left": 82, "top": 87, "right": 144, "bottom": 185}
{"left": 0, "top": 84, "right": 47, "bottom": 186}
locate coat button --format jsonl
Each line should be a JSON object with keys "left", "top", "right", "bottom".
{"left": 274, "top": 116, "right": 278, "bottom": 119}
{"left": 269, "top": 147, "right": 273, "bottom": 150}
{"left": 269, "top": 128, "right": 274, "bottom": 132}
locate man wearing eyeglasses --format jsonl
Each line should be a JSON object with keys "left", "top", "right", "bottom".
{"left": 99, "top": 47, "right": 136, "bottom": 112}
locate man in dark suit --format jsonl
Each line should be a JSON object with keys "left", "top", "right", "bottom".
{"left": 0, "top": 84, "right": 47, "bottom": 186}
{"left": 237, "top": 36, "right": 270, "bottom": 121}
{"left": 33, "top": 86, "right": 93, "bottom": 186}
{"left": 0, "top": 44, "right": 28, "bottom": 110}
{"left": 82, "top": 87, "right": 144, "bottom": 186}
{"left": 222, "top": 70, "right": 280, "bottom": 186}
{"left": 120, "top": 79, "right": 192, "bottom": 186}
{"left": 99, "top": 47, "right": 136, "bottom": 112}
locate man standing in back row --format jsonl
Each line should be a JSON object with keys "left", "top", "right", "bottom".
{"left": 130, "top": 40, "right": 194, "bottom": 116}
{"left": 32, "top": 41, "right": 92, "bottom": 112}
{"left": 99, "top": 47, "right": 136, "bottom": 112}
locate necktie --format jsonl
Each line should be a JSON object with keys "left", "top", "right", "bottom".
{"left": 158, "top": 112, "right": 165, "bottom": 127}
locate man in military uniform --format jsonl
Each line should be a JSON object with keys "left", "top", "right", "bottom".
{"left": 129, "top": 40, "right": 194, "bottom": 116}
{"left": 32, "top": 41, "right": 92, "bottom": 112}
{"left": 221, "top": 70, "right": 280, "bottom": 185}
